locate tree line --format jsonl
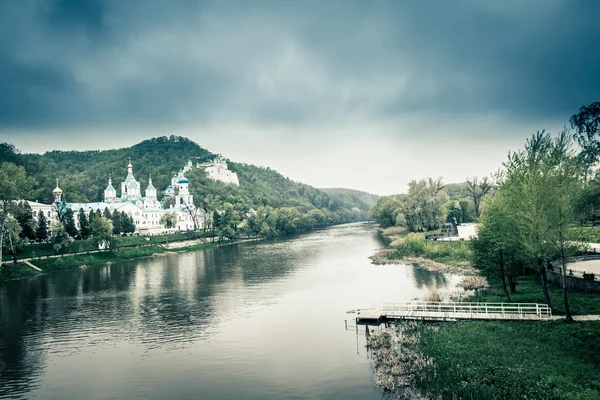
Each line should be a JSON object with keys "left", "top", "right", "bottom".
{"left": 371, "top": 101, "right": 600, "bottom": 322}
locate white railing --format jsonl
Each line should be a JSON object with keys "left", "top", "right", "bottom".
{"left": 371, "top": 301, "right": 552, "bottom": 318}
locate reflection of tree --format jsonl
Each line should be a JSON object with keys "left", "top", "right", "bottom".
{"left": 0, "top": 279, "right": 48, "bottom": 398}
{"left": 411, "top": 264, "right": 448, "bottom": 289}
{"left": 373, "top": 230, "right": 391, "bottom": 247}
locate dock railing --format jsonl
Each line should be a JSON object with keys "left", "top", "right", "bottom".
{"left": 374, "top": 301, "right": 552, "bottom": 319}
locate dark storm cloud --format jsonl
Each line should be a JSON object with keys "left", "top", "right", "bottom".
{"left": 0, "top": 0, "right": 598, "bottom": 130}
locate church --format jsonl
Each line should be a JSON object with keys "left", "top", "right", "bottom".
{"left": 47, "top": 160, "right": 204, "bottom": 235}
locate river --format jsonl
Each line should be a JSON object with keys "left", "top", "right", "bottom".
{"left": 0, "top": 223, "right": 461, "bottom": 400}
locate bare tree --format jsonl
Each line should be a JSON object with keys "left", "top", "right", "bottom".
{"left": 466, "top": 176, "right": 493, "bottom": 218}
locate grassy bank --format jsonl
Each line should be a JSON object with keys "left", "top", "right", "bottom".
{"left": 1, "top": 231, "right": 211, "bottom": 261}
{"left": 381, "top": 231, "right": 472, "bottom": 267}
{"left": 0, "top": 237, "right": 244, "bottom": 281}
{"left": 415, "top": 320, "right": 600, "bottom": 399}
{"left": 401, "top": 277, "right": 600, "bottom": 399}
{"left": 0, "top": 262, "right": 40, "bottom": 281}
{"left": 473, "top": 275, "right": 600, "bottom": 315}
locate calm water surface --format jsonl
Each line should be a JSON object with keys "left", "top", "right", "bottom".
{"left": 0, "top": 223, "right": 460, "bottom": 400}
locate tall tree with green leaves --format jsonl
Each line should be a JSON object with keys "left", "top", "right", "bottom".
{"left": 121, "top": 212, "right": 136, "bottom": 234}
{"left": 543, "top": 131, "right": 580, "bottom": 321}
{"left": 111, "top": 210, "right": 122, "bottom": 234}
{"left": 63, "top": 208, "right": 78, "bottom": 237}
{"left": 2, "top": 216, "right": 23, "bottom": 264}
{"left": 13, "top": 201, "right": 36, "bottom": 240}
{"left": 471, "top": 191, "right": 529, "bottom": 301}
{"left": 570, "top": 101, "right": 600, "bottom": 179}
{"left": 501, "top": 130, "right": 580, "bottom": 318}
{"left": 50, "top": 221, "right": 73, "bottom": 253}
{"left": 89, "top": 216, "right": 114, "bottom": 249}
{"left": 78, "top": 208, "right": 90, "bottom": 239}
{"left": 0, "top": 162, "right": 35, "bottom": 266}
{"left": 36, "top": 211, "right": 49, "bottom": 241}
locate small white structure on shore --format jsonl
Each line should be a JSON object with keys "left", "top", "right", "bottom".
{"left": 457, "top": 223, "right": 478, "bottom": 240}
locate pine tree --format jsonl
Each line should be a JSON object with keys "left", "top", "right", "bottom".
{"left": 78, "top": 208, "right": 90, "bottom": 239}
{"left": 103, "top": 207, "right": 112, "bottom": 220}
{"left": 111, "top": 209, "right": 122, "bottom": 235}
{"left": 36, "top": 211, "right": 49, "bottom": 241}
{"left": 63, "top": 208, "right": 78, "bottom": 238}
{"left": 121, "top": 212, "right": 136, "bottom": 234}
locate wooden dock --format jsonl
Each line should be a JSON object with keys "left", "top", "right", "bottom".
{"left": 348, "top": 301, "right": 553, "bottom": 323}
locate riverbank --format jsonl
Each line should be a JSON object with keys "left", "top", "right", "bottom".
{"left": 372, "top": 227, "right": 474, "bottom": 272}
{"left": 368, "top": 226, "right": 600, "bottom": 399}
{"left": 0, "top": 237, "right": 257, "bottom": 282}
{"left": 366, "top": 276, "right": 600, "bottom": 399}
{"left": 372, "top": 226, "right": 486, "bottom": 293}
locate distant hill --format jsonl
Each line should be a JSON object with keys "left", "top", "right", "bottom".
{"left": 319, "top": 188, "right": 380, "bottom": 212}
{"left": 1, "top": 136, "right": 375, "bottom": 233}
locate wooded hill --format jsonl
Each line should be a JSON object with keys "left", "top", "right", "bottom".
{"left": 1, "top": 136, "right": 379, "bottom": 233}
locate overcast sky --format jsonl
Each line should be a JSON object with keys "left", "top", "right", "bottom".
{"left": 1, "top": 0, "right": 598, "bottom": 195}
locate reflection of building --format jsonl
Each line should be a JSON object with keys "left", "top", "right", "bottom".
{"left": 197, "top": 156, "right": 239, "bottom": 185}
{"left": 51, "top": 160, "right": 204, "bottom": 234}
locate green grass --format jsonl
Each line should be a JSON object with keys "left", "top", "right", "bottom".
{"left": 0, "top": 262, "right": 40, "bottom": 281}
{"left": 386, "top": 232, "right": 472, "bottom": 266}
{"left": 32, "top": 245, "right": 168, "bottom": 272}
{"left": 2, "top": 231, "right": 211, "bottom": 261}
{"left": 472, "top": 275, "right": 600, "bottom": 315}
{"left": 416, "top": 320, "right": 600, "bottom": 400}
{"left": 403, "top": 274, "right": 600, "bottom": 399}
{"left": 0, "top": 236, "right": 241, "bottom": 281}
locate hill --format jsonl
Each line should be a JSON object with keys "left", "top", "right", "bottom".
{"left": 319, "top": 188, "right": 380, "bottom": 213}
{"left": 1, "top": 136, "right": 374, "bottom": 235}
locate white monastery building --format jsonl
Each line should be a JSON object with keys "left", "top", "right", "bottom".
{"left": 198, "top": 156, "right": 239, "bottom": 186}
{"left": 28, "top": 160, "right": 205, "bottom": 235}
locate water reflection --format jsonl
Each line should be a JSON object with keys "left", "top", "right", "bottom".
{"left": 0, "top": 223, "right": 460, "bottom": 400}
{"left": 411, "top": 264, "right": 448, "bottom": 289}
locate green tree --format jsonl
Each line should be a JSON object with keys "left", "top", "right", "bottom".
{"left": 111, "top": 210, "right": 122, "bottom": 234}
{"left": 570, "top": 101, "right": 600, "bottom": 178}
{"left": 472, "top": 192, "right": 528, "bottom": 301}
{"left": 36, "top": 211, "right": 49, "bottom": 241}
{"left": 501, "top": 130, "right": 580, "bottom": 318}
{"left": 121, "top": 212, "right": 136, "bottom": 234}
{"left": 542, "top": 131, "right": 580, "bottom": 321}
{"left": 0, "top": 162, "right": 35, "bottom": 266}
{"left": 2, "top": 215, "right": 23, "bottom": 264}
{"left": 50, "top": 221, "right": 73, "bottom": 253}
{"left": 13, "top": 201, "right": 36, "bottom": 240}
{"left": 63, "top": 208, "right": 78, "bottom": 237}
{"left": 89, "top": 216, "right": 114, "bottom": 249}
{"left": 160, "top": 212, "right": 178, "bottom": 229}
{"left": 78, "top": 208, "right": 90, "bottom": 239}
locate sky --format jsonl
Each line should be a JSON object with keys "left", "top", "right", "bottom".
{"left": 0, "top": 0, "right": 599, "bottom": 195}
